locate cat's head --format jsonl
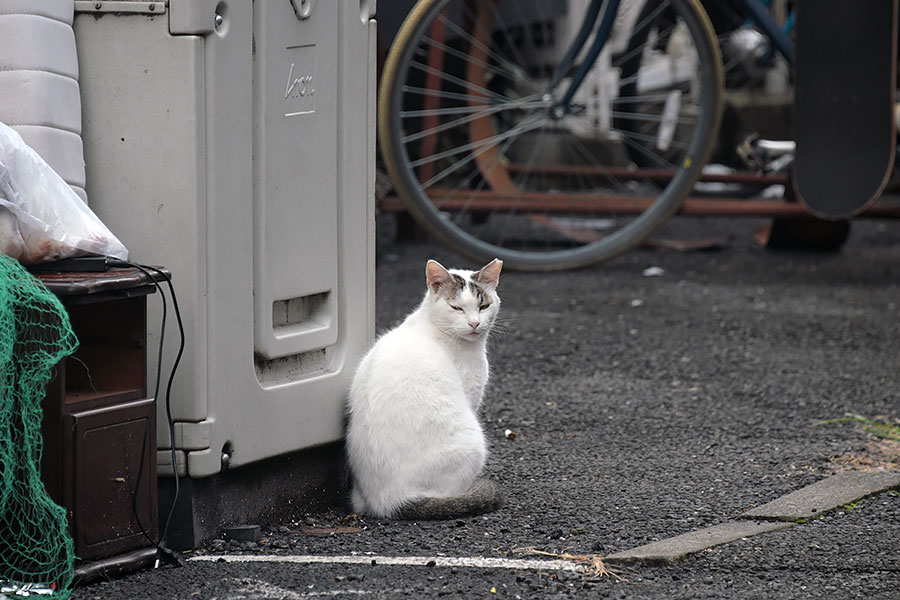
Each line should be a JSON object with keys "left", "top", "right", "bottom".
{"left": 425, "top": 258, "right": 503, "bottom": 342}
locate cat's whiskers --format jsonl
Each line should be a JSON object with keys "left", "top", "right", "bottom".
{"left": 492, "top": 314, "right": 520, "bottom": 321}
{"left": 486, "top": 318, "right": 514, "bottom": 336}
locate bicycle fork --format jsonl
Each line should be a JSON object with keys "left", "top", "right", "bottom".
{"left": 549, "top": 0, "right": 622, "bottom": 118}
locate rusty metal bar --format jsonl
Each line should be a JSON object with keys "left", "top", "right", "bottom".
{"left": 379, "top": 190, "right": 900, "bottom": 218}
{"left": 417, "top": 15, "right": 447, "bottom": 184}
{"left": 505, "top": 164, "right": 789, "bottom": 186}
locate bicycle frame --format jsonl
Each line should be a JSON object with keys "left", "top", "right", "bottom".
{"left": 738, "top": 0, "right": 793, "bottom": 62}
{"left": 555, "top": 0, "right": 620, "bottom": 109}
{"left": 556, "top": 0, "right": 793, "bottom": 112}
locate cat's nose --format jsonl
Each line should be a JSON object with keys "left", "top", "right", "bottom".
{"left": 468, "top": 320, "right": 479, "bottom": 330}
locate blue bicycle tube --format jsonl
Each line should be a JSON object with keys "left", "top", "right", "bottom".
{"left": 738, "top": 0, "right": 793, "bottom": 62}
{"left": 558, "top": 0, "right": 622, "bottom": 108}
{"left": 550, "top": 0, "right": 606, "bottom": 89}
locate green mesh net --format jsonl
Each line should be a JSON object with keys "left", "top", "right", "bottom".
{"left": 0, "top": 255, "right": 77, "bottom": 598}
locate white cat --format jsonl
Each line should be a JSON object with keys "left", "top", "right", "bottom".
{"left": 346, "top": 258, "right": 504, "bottom": 519}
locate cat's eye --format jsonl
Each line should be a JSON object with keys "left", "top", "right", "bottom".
{"left": 449, "top": 305, "right": 464, "bottom": 312}
{"left": 479, "top": 304, "right": 490, "bottom": 311}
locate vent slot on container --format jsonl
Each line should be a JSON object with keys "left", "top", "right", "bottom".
{"left": 272, "top": 291, "right": 330, "bottom": 335}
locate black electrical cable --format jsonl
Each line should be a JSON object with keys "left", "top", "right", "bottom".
{"left": 140, "top": 264, "right": 185, "bottom": 559}
{"left": 126, "top": 264, "right": 166, "bottom": 550}
{"left": 107, "top": 259, "right": 184, "bottom": 568}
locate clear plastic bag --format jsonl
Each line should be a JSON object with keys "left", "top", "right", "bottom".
{"left": 0, "top": 122, "right": 128, "bottom": 264}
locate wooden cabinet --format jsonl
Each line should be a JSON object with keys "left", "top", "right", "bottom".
{"left": 37, "top": 268, "right": 165, "bottom": 562}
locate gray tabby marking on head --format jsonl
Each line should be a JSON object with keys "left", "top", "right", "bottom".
{"left": 467, "top": 280, "right": 490, "bottom": 306}
{"left": 430, "top": 272, "right": 466, "bottom": 299}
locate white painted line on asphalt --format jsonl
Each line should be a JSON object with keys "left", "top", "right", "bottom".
{"left": 190, "top": 553, "right": 583, "bottom": 572}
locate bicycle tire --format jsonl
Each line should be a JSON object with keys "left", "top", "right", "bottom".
{"left": 379, "top": 0, "right": 724, "bottom": 271}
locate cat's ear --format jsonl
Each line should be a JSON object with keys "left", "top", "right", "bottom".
{"left": 426, "top": 260, "right": 454, "bottom": 295}
{"left": 474, "top": 258, "right": 503, "bottom": 290}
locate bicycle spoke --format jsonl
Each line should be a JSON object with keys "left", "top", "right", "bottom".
{"left": 613, "top": 16, "right": 678, "bottom": 69}
{"left": 401, "top": 84, "right": 494, "bottom": 105}
{"left": 617, "top": 127, "right": 688, "bottom": 149}
{"left": 416, "top": 114, "right": 548, "bottom": 189}
{"left": 401, "top": 97, "right": 546, "bottom": 120}
{"left": 483, "top": 0, "right": 533, "bottom": 79}
{"left": 563, "top": 134, "right": 607, "bottom": 195}
{"left": 440, "top": 130, "right": 522, "bottom": 223}
{"left": 558, "top": 126, "right": 646, "bottom": 194}
{"left": 415, "top": 113, "right": 547, "bottom": 184}
{"left": 401, "top": 95, "right": 546, "bottom": 144}
{"left": 618, "top": 133, "right": 680, "bottom": 170}
{"left": 618, "top": 63, "right": 695, "bottom": 91}
{"left": 513, "top": 119, "right": 553, "bottom": 193}
{"left": 618, "top": 1, "right": 673, "bottom": 48}
{"left": 458, "top": 0, "right": 544, "bottom": 94}
{"left": 614, "top": 93, "right": 676, "bottom": 104}
{"left": 483, "top": 127, "right": 539, "bottom": 250}
{"left": 410, "top": 112, "right": 545, "bottom": 170}
{"left": 419, "top": 35, "right": 537, "bottom": 95}
{"left": 409, "top": 59, "right": 513, "bottom": 104}
{"left": 610, "top": 110, "right": 696, "bottom": 125}
{"left": 534, "top": 0, "right": 556, "bottom": 78}
{"left": 436, "top": 11, "right": 520, "bottom": 80}
{"left": 438, "top": 10, "right": 543, "bottom": 96}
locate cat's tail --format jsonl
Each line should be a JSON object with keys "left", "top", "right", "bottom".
{"left": 397, "top": 478, "right": 504, "bottom": 521}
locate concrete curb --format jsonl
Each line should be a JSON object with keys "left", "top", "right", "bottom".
{"left": 605, "top": 471, "right": 900, "bottom": 566}
{"left": 741, "top": 471, "right": 900, "bottom": 521}
{"left": 605, "top": 520, "right": 793, "bottom": 566}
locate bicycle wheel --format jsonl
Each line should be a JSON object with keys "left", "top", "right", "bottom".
{"left": 379, "top": 0, "right": 724, "bottom": 270}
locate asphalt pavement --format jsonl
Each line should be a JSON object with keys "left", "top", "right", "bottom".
{"left": 79, "top": 215, "right": 900, "bottom": 599}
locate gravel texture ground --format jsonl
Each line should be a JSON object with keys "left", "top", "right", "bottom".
{"left": 78, "top": 216, "right": 900, "bottom": 599}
